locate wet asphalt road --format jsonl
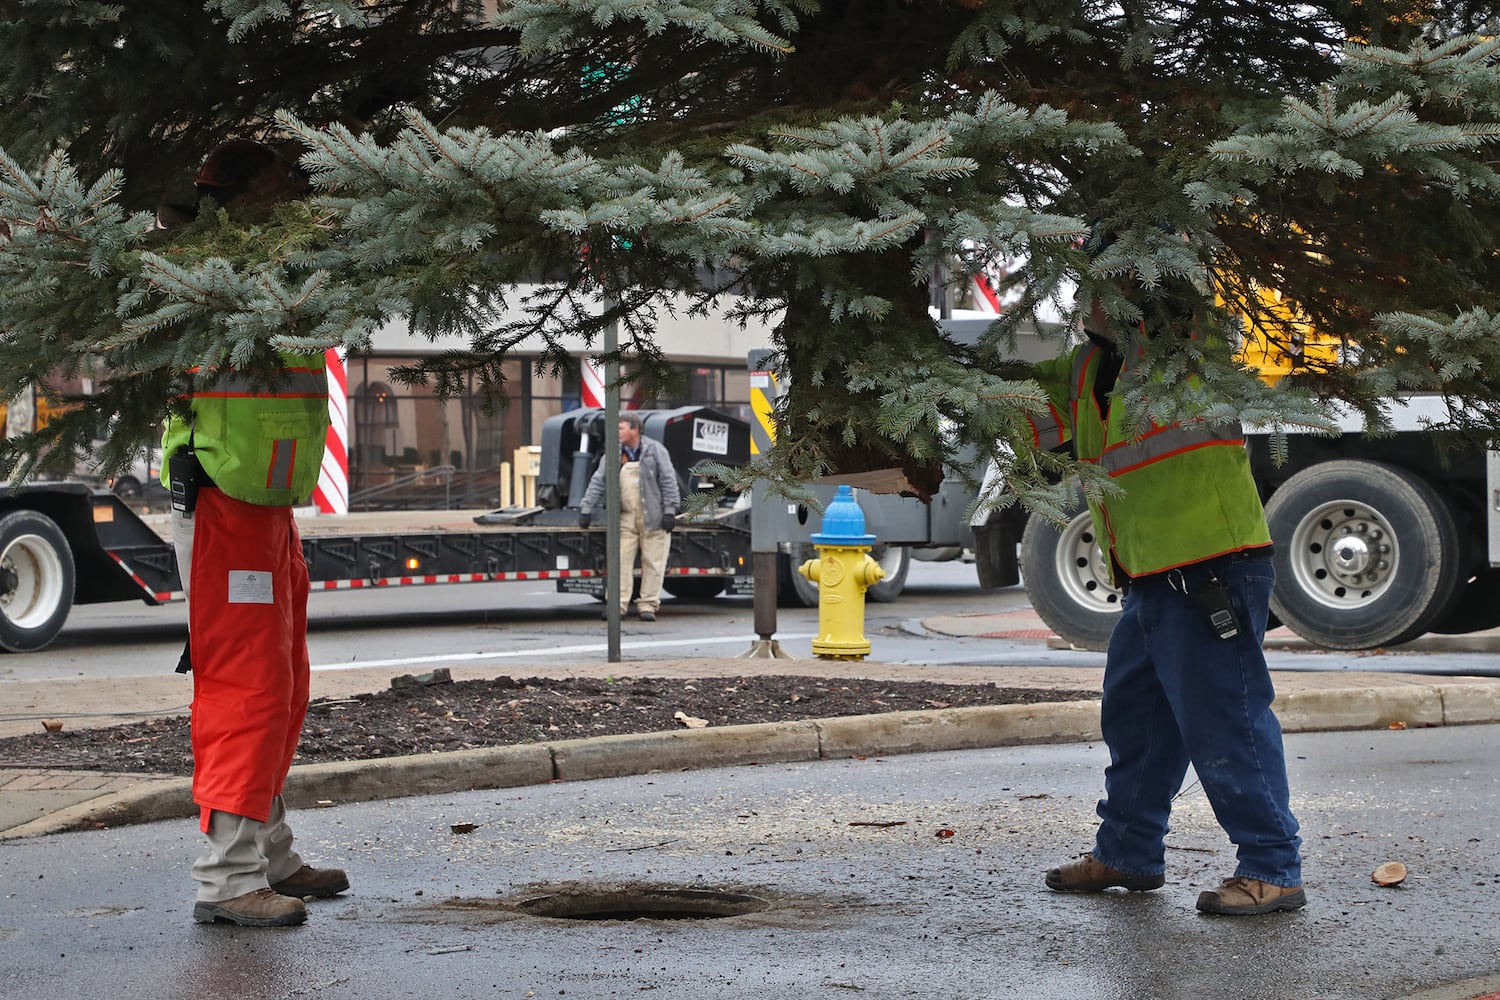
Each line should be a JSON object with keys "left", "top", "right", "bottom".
{"left": 2, "top": 723, "right": 1496, "bottom": 1000}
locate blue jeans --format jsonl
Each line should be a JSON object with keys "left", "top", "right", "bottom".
{"left": 1091, "top": 553, "right": 1302, "bottom": 887}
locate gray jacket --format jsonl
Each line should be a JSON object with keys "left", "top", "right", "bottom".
{"left": 580, "top": 435, "right": 681, "bottom": 530}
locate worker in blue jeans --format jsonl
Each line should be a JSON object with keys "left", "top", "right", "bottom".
{"left": 1030, "top": 291, "right": 1304, "bottom": 915}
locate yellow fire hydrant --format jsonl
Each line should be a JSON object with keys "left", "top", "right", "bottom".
{"left": 799, "top": 485, "right": 885, "bottom": 660}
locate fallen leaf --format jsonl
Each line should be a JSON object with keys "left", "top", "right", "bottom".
{"left": 451, "top": 822, "right": 478, "bottom": 834}
{"left": 1372, "top": 861, "right": 1407, "bottom": 886}
{"left": 41, "top": 720, "right": 64, "bottom": 733}
{"left": 1388, "top": 721, "right": 1407, "bottom": 730}
{"left": 935, "top": 828, "right": 956, "bottom": 839}
{"left": 674, "top": 710, "right": 710, "bottom": 729}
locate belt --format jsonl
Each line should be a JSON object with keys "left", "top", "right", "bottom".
{"left": 1123, "top": 545, "right": 1274, "bottom": 591}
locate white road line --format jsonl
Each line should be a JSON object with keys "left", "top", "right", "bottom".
{"left": 310, "top": 633, "right": 817, "bottom": 672}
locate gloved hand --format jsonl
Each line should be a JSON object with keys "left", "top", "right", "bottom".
{"left": 660, "top": 512, "right": 676, "bottom": 532}
{"left": 578, "top": 511, "right": 592, "bottom": 529}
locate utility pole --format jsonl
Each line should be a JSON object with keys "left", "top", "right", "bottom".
{"left": 603, "top": 296, "right": 622, "bottom": 663}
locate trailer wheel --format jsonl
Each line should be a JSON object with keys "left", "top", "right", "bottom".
{"left": 776, "top": 543, "right": 910, "bottom": 607}
{"left": 1019, "top": 498, "right": 1122, "bottom": 651}
{"left": 0, "top": 510, "right": 75, "bottom": 653}
{"left": 1265, "top": 460, "right": 1460, "bottom": 650}
{"left": 661, "top": 578, "right": 727, "bottom": 601}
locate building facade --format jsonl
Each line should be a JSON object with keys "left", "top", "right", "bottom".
{"left": 348, "top": 296, "right": 776, "bottom": 500}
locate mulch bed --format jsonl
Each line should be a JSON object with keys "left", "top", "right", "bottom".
{"left": 0, "top": 674, "right": 1097, "bottom": 776}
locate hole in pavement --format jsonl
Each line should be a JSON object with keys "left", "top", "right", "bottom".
{"left": 517, "top": 887, "right": 770, "bottom": 921}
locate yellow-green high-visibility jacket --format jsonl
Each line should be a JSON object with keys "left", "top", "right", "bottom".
{"left": 1026, "top": 337, "right": 1271, "bottom": 581}
{"left": 160, "top": 353, "right": 329, "bottom": 507}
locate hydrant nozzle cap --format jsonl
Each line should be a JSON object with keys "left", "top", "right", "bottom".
{"left": 810, "top": 484, "right": 876, "bottom": 546}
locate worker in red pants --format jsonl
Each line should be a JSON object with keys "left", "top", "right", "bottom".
{"left": 161, "top": 139, "right": 347, "bottom": 927}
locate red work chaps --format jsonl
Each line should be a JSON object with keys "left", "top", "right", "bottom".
{"left": 184, "top": 488, "right": 310, "bottom": 832}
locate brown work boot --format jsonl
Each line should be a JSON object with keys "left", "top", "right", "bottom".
{"left": 1046, "top": 853, "right": 1165, "bottom": 892}
{"left": 269, "top": 864, "right": 350, "bottom": 899}
{"left": 1196, "top": 876, "right": 1306, "bottom": 915}
{"left": 193, "top": 887, "right": 307, "bottom": 927}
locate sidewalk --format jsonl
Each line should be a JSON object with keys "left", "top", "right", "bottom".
{"left": 4, "top": 607, "right": 1499, "bottom": 840}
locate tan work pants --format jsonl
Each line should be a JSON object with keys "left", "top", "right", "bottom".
{"left": 618, "top": 462, "right": 670, "bottom": 614}
{"left": 191, "top": 795, "right": 306, "bottom": 902}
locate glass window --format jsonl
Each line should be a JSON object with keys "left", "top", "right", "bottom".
{"left": 341, "top": 354, "right": 752, "bottom": 503}
{"left": 346, "top": 355, "right": 522, "bottom": 497}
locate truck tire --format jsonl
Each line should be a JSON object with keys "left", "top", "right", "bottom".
{"left": 0, "top": 510, "right": 76, "bottom": 653}
{"left": 866, "top": 544, "right": 910, "bottom": 603}
{"left": 1265, "top": 460, "right": 1461, "bottom": 650}
{"left": 972, "top": 516, "right": 1021, "bottom": 590}
{"left": 776, "top": 543, "right": 910, "bottom": 607}
{"left": 1019, "top": 498, "right": 1123, "bottom": 651}
{"left": 661, "top": 577, "right": 727, "bottom": 601}
{"left": 777, "top": 548, "right": 816, "bottom": 607}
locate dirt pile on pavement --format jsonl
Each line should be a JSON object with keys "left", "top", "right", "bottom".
{"left": 0, "top": 674, "right": 1098, "bottom": 776}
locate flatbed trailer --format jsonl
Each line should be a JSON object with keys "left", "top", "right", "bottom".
{"left": 0, "top": 482, "right": 751, "bottom": 653}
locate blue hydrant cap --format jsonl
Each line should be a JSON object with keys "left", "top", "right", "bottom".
{"left": 810, "top": 484, "right": 877, "bottom": 545}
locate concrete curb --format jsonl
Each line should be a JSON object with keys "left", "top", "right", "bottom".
{"left": 548, "top": 720, "right": 822, "bottom": 782}
{"left": 817, "top": 701, "right": 1102, "bottom": 758}
{"left": 1276, "top": 685, "right": 1444, "bottom": 731}
{"left": 3, "top": 776, "right": 193, "bottom": 840}
{"left": 8, "top": 679, "right": 1500, "bottom": 841}
{"left": 1274, "top": 681, "right": 1500, "bottom": 731}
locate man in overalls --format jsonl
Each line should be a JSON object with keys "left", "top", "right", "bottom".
{"left": 578, "top": 412, "right": 681, "bottom": 621}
